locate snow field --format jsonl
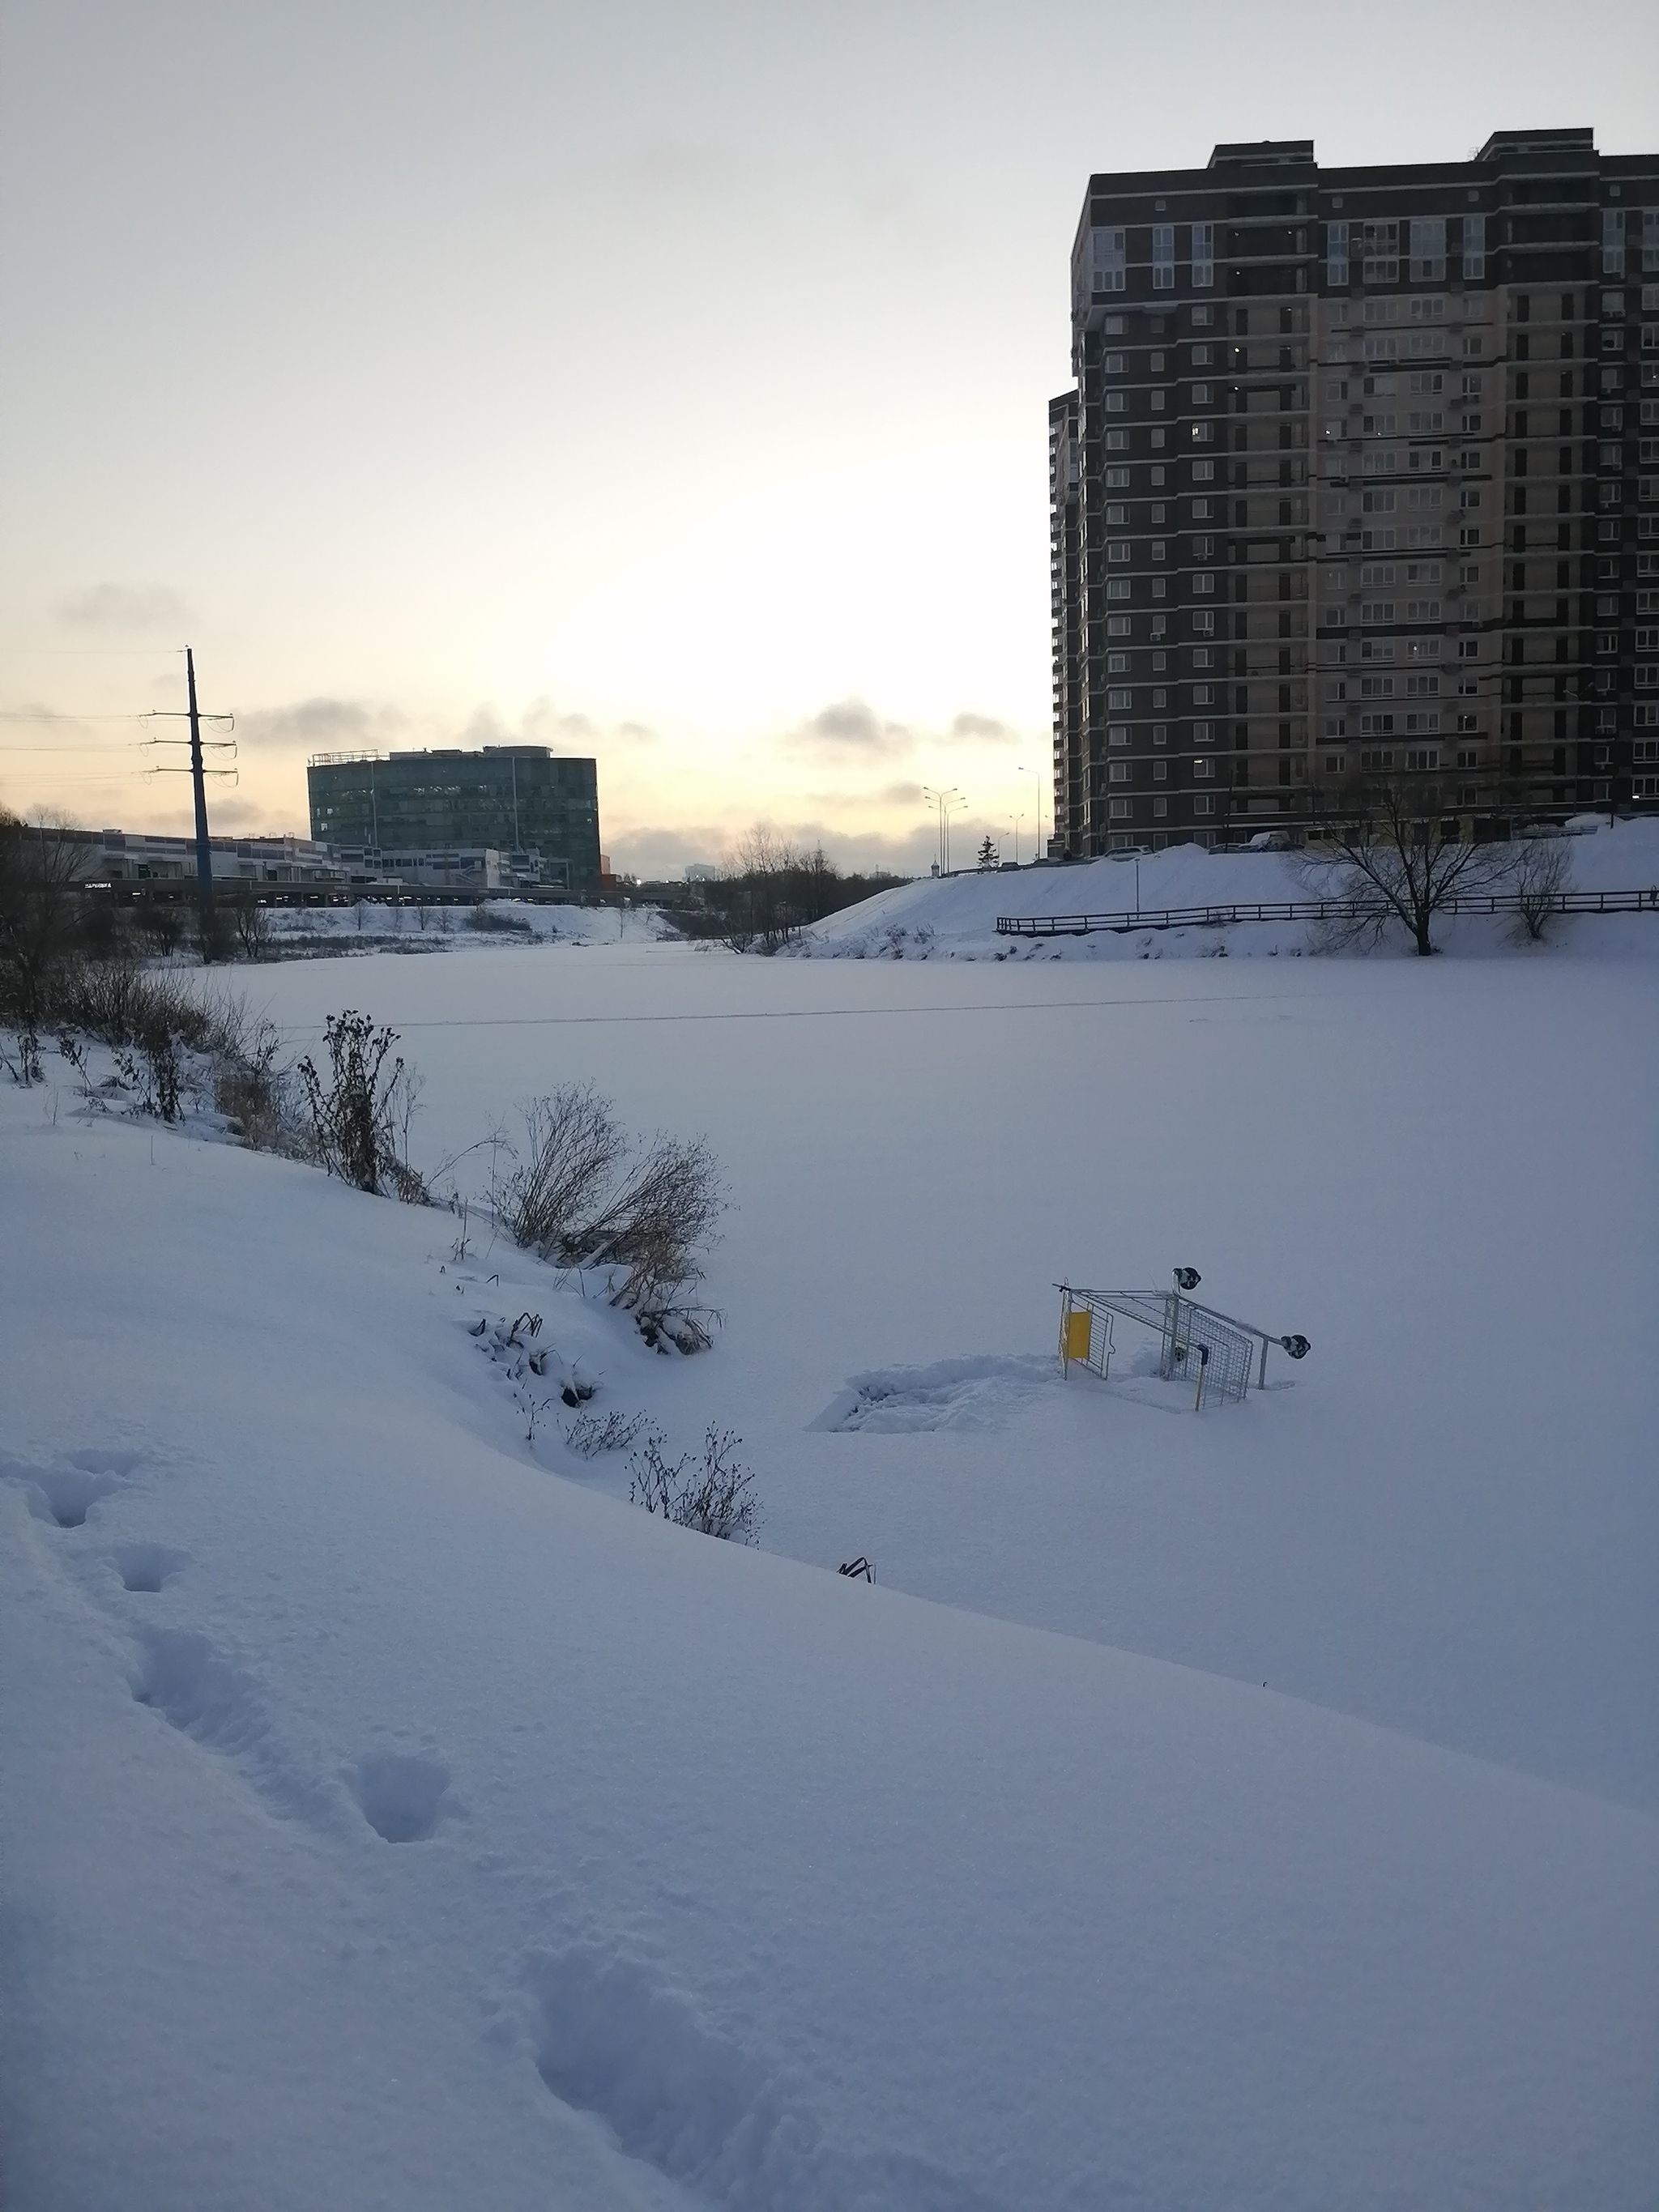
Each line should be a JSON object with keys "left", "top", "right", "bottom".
{"left": 2, "top": 927, "right": 1657, "bottom": 2207}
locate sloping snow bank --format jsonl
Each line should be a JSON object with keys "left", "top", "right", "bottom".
{"left": 795, "top": 815, "right": 1659, "bottom": 960}
{"left": 263, "top": 897, "right": 674, "bottom": 952}
{"left": 3, "top": 1091, "right": 1656, "bottom": 2207}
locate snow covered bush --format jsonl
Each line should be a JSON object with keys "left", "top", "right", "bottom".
{"left": 296, "top": 1010, "right": 426, "bottom": 1201}
{"left": 627, "top": 1422, "right": 761, "bottom": 1543}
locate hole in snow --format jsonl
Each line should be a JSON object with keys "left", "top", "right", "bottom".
{"left": 527, "top": 1946, "right": 1002, "bottom": 2210}
{"left": 116, "top": 1543, "right": 186, "bottom": 1594}
{"left": 29, "top": 1467, "right": 122, "bottom": 1529}
{"left": 350, "top": 1753, "right": 454, "bottom": 1843}
{"left": 129, "top": 1630, "right": 267, "bottom": 1757}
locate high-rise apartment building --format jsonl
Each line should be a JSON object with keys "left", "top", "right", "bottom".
{"left": 1049, "top": 129, "right": 1659, "bottom": 855}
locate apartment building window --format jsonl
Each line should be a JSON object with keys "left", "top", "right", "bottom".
{"left": 1410, "top": 218, "right": 1446, "bottom": 283}
{"left": 1093, "top": 228, "right": 1127, "bottom": 293}
{"left": 1108, "top": 761, "right": 1132, "bottom": 782}
{"left": 1194, "top": 757, "right": 1215, "bottom": 778}
{"left": 1108, "top": 798, "right": 1132, "bottom": 819}
{"left": 1463, "top": 214, "right": 1486, "bottom": 279}
{"left": 1645, "top": 211, "right": 1659, "bottom": 274}
{"left": 1192, "top": 222, "right": 1214, "bottom": 288}
{"left": 1153, "top": 225, "right": 1175, "bottom": 290}
{"left": 1105, "top": 467, "right": 1130, "bottom": 488}
{"left": 1107, "top": 540, "right": 1132, "bottom": 561}
{"left": 1106, "top": 430, "right": 1128, "bottom": 451}
{"left": 1193, "top": 795, "right": 1215, "bottom": 816}
{"left": 1604, "top": 209, "right": 1627, "bottom": 277}
{"left": 1363, "top": 221, "right": 1399, "bottom": 283}
{"left": 1104, "top": 353, "right": 1124, "bottom": 374}
{"left": 1327, "top": 220, "right": 1350, "bottom": 287}
{"left": 1105, "top": 390, "right": 1126, "bottom": 412}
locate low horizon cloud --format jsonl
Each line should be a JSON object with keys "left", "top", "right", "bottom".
{"left": 55, "top": 583, "right": 190, "bottom": 632}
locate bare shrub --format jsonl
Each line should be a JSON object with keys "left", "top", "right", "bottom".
{"left": 230, "top": 884, "right": 271, "bottom": 961}
{"left": 1511, "top": 836, "right": 1573, "bottom": 943}
{"left": 467, "top": 905, "right": 534, "bottom": 936}
{"left": 296, "top": 1010, "right": 426, "bottom": 1200}
{"left": 215, "top": 1017, "right": 300, "bottom": 1153}
{"left": 565, "top": 1408, "right": 646, "bottom": 1458}
{"left": 496, "top": 1093, "right": 725, "bottom": 1344}
{"left": 131, "top": 897, "right": 185, "bottom": 957}
{"left": 194, "top": 900, "right": 235, "bottom": 965}
{"left": 501, "top": 1085, "right": 628, "bottom": 1257}
{"left": 115, "top": 1034, "right": 182, "bottom": 1122}
{"left": 579, "top": 1134, "right": 725, "bottom": 1326}
{"left": 627, "top": 1423, "right": 760, "bottom": 1542}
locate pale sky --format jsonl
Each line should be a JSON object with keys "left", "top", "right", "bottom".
{"left": 3, "top": 0, "right": 1655, "bottom": 876}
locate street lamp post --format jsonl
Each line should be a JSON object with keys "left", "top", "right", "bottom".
{"left": 921, "top": 786, "right": 966, "bottom": 875}
{"left": 1017, "top": 764, "right": 1043, "bottom": 861}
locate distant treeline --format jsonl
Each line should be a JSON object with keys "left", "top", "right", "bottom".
{"left": 651, "top": 833, "right": 908, "bottom": 953}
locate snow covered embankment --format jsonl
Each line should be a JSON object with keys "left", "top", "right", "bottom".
{"left": 795, "top": 815, "right": 1659, "bottom": 960}
{"left": 2, "top": 1086, "right": 1656, "bottom": 2210}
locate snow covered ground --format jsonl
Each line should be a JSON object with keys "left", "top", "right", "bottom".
{"left": 4, "top": 924, "right": 1657, "bottom": 2207}
{"left": 263, "top": 897, "right": 676, "bottom": 953}
{"left": 794, "top": 813, "right": 1659, "bottom": 961}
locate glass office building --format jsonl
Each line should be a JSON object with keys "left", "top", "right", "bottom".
{"left": 307, "top": 746, "right": 601, "bottom": 892}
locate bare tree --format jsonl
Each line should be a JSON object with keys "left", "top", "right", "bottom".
{"left": 229, "top": 882, "right": 271, "bottom": 960}
{"left": 0, "top": 814, "right": 87, "bottom": 1070}
{"left": 1303, "top": 770, "right": 1516, "bottom": 957}
{"left": 1510, "top": 834, "right": 1573, "bottom": 944}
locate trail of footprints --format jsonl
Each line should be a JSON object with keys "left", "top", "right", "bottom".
{"left": 3, "top": 1447, "right": 458, "bottom": 1848}
{"left": 8, "top": 1448, "right": 1002, "bottom": 2208}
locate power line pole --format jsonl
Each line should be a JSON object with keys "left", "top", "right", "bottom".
{"left": 140, "top": 652, "right": 236, "bottom": 944}
{"left": 187, "top": 647, "right": 213, "bottom": 914}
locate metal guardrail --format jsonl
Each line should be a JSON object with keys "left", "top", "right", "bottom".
{"left": 998, "top": 888, "right": 1659, "bottom": 937}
